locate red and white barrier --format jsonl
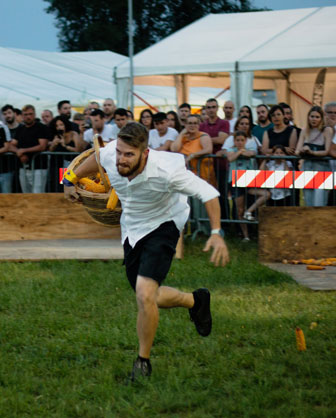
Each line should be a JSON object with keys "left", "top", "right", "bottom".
{"left": 59, "top": 168, "right": 67, "bottom": 184}
{"left": 232, "top": 170, "right": 336, "bottom": 190}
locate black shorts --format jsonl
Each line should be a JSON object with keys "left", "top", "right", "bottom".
{"left": 123, "top": 221, "right": 180, "bottom": 291}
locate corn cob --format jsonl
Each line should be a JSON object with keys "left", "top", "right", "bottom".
{"left": 306, "top": 265, "right": 325, "bottom": 270}
{"left": 79, "top": 177, "right": 106, "bottom": 193}
{"left": 106, "top": 189, "right": 119, "bottom": 210}
{"left": 295, "top": 327, "right": 306, "bottom": 351}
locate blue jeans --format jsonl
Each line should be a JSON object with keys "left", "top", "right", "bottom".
{"left": 0, "top": 172, "right": 14, "bottom": 193}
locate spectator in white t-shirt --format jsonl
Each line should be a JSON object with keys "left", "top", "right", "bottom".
{"left": 110, "top": 108, "right": 129, "bottom": 140}
{"left": 148, "top": 112, "right": 178, "bottom": 151}
{"left": 83, "top": 109, "right": 114, "bottom": 149}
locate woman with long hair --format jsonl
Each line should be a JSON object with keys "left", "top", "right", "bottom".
{"left": 167, "top": 110, "right": 182, "bottom": 132}
{"left": 217, "top": 116, "right": 261, "bottom": 155}
{"left": 238, "top": 105, "right": 254, "bottom": 128}
{"left": 295, "top": 105, "right": 333, "bottom": 206}
{"left": 261, "top": 105, "right": 297, "bottom": 155}
{"left": 48, "top": 115, "right": 81, "bottom": 191}
{"left": 139, "top": 109, "right": 154, "bottom": 130}
{"left": 48, "top": 115, "right": 81, "bottom": 155}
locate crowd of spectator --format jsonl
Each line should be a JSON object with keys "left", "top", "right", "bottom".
{"left": 1, "top": 97, "right": 336, "bottom": 239}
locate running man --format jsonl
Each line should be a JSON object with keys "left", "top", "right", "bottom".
{"left": 63, "top": 122, "right": 229, "bottom": 381}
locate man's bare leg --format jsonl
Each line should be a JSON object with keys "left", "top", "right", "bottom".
{"left": 136, "top": 278, "right": 195, "bottom": 358}
{"left": 135, "top": 275, "right": 160, "bottom": 359}
{"left": 131, "top": 276, "right": 211, "bottom": 381}
{"left": 156, "top": 286, "right": 194, "bottom": 309}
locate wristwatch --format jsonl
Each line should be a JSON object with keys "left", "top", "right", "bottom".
{"left": 211, "top": 229, "right": 221, "bottom": 235}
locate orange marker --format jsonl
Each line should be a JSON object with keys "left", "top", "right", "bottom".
{"left": 295, "top": 327, "right": 306, "bottom": 351}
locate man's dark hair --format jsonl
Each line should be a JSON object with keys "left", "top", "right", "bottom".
{"left": 1, "top": 104, "right": 14, "bottom": 113}
{"left": 57, "top": 100, "right": 70, "bottom": 110}
{"left": 279, "top": 102, "right": 292, "bottom": 112}
{"left": 14, "top": 108, "right": 22, "bottom": 115}
{"left": 153, "top": 112, "right": 167, "bottom": 123}
{"left": 256, "top": 104, "right": 269, "bottom": 111}
{"left": 90, "top": 109, "right": 105, "bottom": 118}
{"left": 206, "top": 98, "right": 218, "bottom": 105}
{"left": 114, "top": 108, "right": 128, "bottom": 117}
{"left": 89, "top": 101, "right": 100, "bottom": 107}
{"left": 118, "top": 122, "right": 148, "bottom": 151}
{"left": 178, "top": 103, "right": 191, "bottom": 110}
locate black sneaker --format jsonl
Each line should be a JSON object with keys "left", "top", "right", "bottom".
{"left": 189, "top": 288, "right": 212, "bottom": 337}
{"left": 130, "top": 357, "right": 152, "bottom": 382}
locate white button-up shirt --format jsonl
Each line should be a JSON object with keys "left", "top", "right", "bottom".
{"left": 100, "top": 141, "right": 219, "bottom": 247}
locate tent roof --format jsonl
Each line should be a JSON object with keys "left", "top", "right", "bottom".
{"left": 116, "top": 6, "right": 336, "bottom": 78}
{"left": 0, "top": 48, "right": 127, "bottom": 109}
{"left": 240, "top": 7, "right": 336, "bottom": 70}
{"left": 0, "top": 48, "right": 198, "bottom": 111}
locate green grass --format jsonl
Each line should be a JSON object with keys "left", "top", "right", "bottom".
{"left": 0, "top": 238, "right": 335, "bottom": 417}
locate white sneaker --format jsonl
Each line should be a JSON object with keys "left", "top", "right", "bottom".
{"left": 242, "top": 237, "right": 250, "bottom": 242}
{"left": 243, "top": 211, "right": 255, "bottom": 221}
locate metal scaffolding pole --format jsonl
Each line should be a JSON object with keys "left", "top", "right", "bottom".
{"left": 128, "top": 0, "right": 134, "bottom": 112}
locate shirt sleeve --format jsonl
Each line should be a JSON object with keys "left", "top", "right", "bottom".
{"left": 83, "top": 130, "right": 92, "bottom": 144}
{"left": 222, "top": 135, "right": 233, "bottom": 150}
{"left": 0, "top": 123, "right": 11, "bottom": 142}
{"left": 168, "top": 164, "right": 219, "bottom": 203}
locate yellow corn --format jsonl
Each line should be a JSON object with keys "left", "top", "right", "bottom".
{"left": 106, "top": 189, "right": 119, "bottom": 210}
{"left": 79, "top": 177, "right": 106, "bottom": 193}
{"left": 295, "top": 327, "right": 306, "bottom": 351}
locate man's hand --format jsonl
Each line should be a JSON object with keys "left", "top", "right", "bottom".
{"left": 64, "top": 185, "right": 81, "bottom": 203}
{"left": 203, "top": 234, "right": 230, "bottom": 267}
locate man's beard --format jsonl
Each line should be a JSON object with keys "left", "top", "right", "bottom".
{"left": 117, "top": 155, "right": 142, "bottom": 178}
{"left": 258, "top": 117, "right": 268, "bottom": 124}
{"left": 5, "top": 117, "right": 15, "bottom": 124}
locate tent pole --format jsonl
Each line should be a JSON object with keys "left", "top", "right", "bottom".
{"left": 234, "top": 61, "right": 240, "bottom": 111}
{"left": 128, "top": 0, "right": 134, "bottom": 113}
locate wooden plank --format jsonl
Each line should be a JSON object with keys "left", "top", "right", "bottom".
{"left": 259, "top": 207, "right": 336, "bottom": 262}
{"left": 0, "top": 239, "right": 123, "bottom": 261}
{"left": 264, "top": 263, "right": 336, "bottom": 291}
{"left": 0, "top": 194, "right": 121, "bottom": 241}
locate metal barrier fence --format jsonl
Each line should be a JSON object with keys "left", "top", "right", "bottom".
{"left": 1, "top": 151, "right": 335, "bottom": 238}
{"left": 0, "top": 151, "right": 79, "bottom": 193}
{"left": 189, "top": 154, "right": 336, "bottom": 239}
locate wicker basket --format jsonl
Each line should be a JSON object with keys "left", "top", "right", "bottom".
{"left": 67, "top": 136, "right": 121, "bottom": 227}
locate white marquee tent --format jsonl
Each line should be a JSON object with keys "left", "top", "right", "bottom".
{"left": 0, "top": 47, "right": 230, "bottom": 117}
{"left": 115, "top": 6, "right": 336, "bottom": 126}
{"left": 0, "top": 48, "right": 128, "bottom": 114}
{"left": 0, "top": 47, "right": 199, "bottom": 116}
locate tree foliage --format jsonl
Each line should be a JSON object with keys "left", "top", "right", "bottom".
{"left": 43, "top": 0, "right": 260, "bottom": 55}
